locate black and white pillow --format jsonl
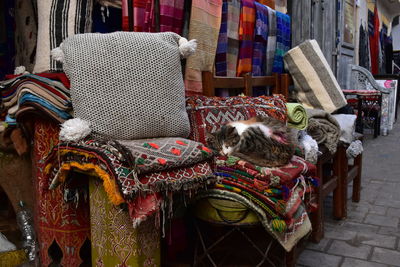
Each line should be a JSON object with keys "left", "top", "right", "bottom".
{"left": 33, "top": 0, "right": 93, "bottom": 73}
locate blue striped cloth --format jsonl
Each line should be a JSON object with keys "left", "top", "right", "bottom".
{"left": 272, "top": 11, "right": 291, "bottom": 74}
{"left": 252, "top": 2, "right": 269, "bottom": 77}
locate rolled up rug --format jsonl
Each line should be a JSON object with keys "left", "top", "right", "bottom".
{"left": 286, "top": 103, "right": 308, "bottom": 130}
{"left": 306, "top": 108, "right": 340, "bottom": 154}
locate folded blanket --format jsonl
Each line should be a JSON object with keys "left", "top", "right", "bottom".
{"left": 306, "top": 108, "right": 340, "bottom": 154}
{"left": 44, "top": 137, "right": 215, "bottom": 205}
{"left": 284, "top": 40, "right": 347, "bottom": 113}
{"left": 208, "top": 155, "right": 318, "bottom": 251}
{"left": 286, "top": 103, "right": 308, "bottom": 130}
{"left": 332, "top": 114, "right": 357, "bottom": 144}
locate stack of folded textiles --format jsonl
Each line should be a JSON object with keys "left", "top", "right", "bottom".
{"left": 208, "top": 154, "right": 318, "bottom": 251}
{"left": 0, "top": 73, "right": 72, "bottom": 125}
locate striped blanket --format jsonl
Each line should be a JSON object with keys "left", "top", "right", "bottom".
{"left": 252, "top": 2, "right": 269, "bottom": 77}
{"left": 284, "top": 40, "right": 347, "bottom": 113}
{"left": 159, "top": 0, "right": 185, "bottom": 34}
{"left": 265, "top": 6, "right": 276, "bottom": 75}
{"left": 236, "top": 0, "right": 255, "bottom": 77}
{"left": 215, "top": 0, "right": 228, "bottom": 76}
{"left": 122, "top": 0, "right": 154, "bottom": 32}
{"left": 185, "top": 0, "right": 223, "bottom": 95}
{"left": 272, "top": 11, "right": 291, "bottom": 74}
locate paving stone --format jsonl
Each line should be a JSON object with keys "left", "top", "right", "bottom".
{"left": 346, "top": 210, "right": 367, "bottom": 223}
{"left": 297, "top": 250, "right": 342, "bottom": 267}
{"left": 368, "top": 205, "right": 387, "bottom": 215}
{"left": 378, "top": 226, "right": 400, "bottom": 238}
{"left": 355, "top": 232, "right": 397, "bottom": 249}
{"left": 306, "top": 238, "right": 330, "bottom": 252}
{"left": 363, "top": 214, "right": 399, "bottom": 228}
{"left": 327, "top": 240, "right": 371, "bottom": 259}
{"left": 340, "top": 221, "right": 379, "bottom": 233}
{"left": 324, "top": 229, "right": 357, "bottom": 241}
{"left": 375, "top": 199, "right": 400, "bottom": 209}
{"left": 387, "top": 207, "right": 400, "bottom": 218}
{"left": 341, "top": 258, "right": 388, "bottom": 267}
{"left": 371, "top": 247, "right": 400, "bottom": 266}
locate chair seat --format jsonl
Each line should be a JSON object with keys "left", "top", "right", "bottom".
{"left": 194, "top": 198, "right": 260, "bottom": 225}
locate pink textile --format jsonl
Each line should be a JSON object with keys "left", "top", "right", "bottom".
{"left": 159, "top": 0, "right": 185, "bottom": 34}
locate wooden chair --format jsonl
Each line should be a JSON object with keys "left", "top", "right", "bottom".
{"left": 202, "top": 72, "right": 283, "bottom": 97}
{"left": 190, "top": 71, "right": 308, "bottom": 267}
{"left": 280, "top": 73, "right": 364, "bottom": 241}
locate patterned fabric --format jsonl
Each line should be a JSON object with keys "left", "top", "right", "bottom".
{"left": 199, "top": 154, "right": 318, "bottom": 251}
{"left": 122, "top": 0, "right": 154, "bottom": 32}
{"left": 215, "top": 0, "right": 228, "bottom": 76}
{"left": 90, "top": 178, "right": 160, "bottom": 267}
{"left": 186, "top": 95, "right": 288, "bottom": 144}
{"left": 185, "top": 0, "right": 223, "bottom": 95}
{"left": 226, "top": 0, "right": 241, "bottom": 77}
{"left": 215, "top": 0, "right": 240, "bottom": 82}
{"left": 265, "top": 6, "right": 276, "bottom": 75}
{"left": 284, "top": 39, "right": 347, "bottom": 113}
{"left": 236, "top": 0, "right": 255, "bottom": 77}
{"left": 33, "top": 119, "right": 90, "bottom": 266}
{"left": 34, "top": 0, "right": 93, "bottom": 73}
{"left": 272, "top": 11, "right": 290, "bottom": 74}
{"left": 44, "top": 138, "right": 215, "bottom": 204}
{"left": 60, "top": 32, "right": 190, "bottom": 140}
{"left": 159, "top": 0, "right": 185, "bottom": 34}
{"left": 252, "top": 2, "right": 269, "bottom": 76}
{"left": 97, "top": 0, "right": 122, "bottom": 8}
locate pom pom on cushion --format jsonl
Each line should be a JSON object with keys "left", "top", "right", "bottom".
{"left": 178, "top": 37, "right": 197, "bottom": 58}
{"left": 14, "top": 66, "right": 29, "bottom": 75}
{"left": 59, "top": 118, "right": 91, "bottom": 142}
{"left": 50, "top": 46, "right": 65, "bottom": 63}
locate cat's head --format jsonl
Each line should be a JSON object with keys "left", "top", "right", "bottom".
{"left": 206, "top": 125, "right": 240, "bottom": 156}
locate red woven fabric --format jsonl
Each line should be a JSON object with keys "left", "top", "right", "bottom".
{"left": 369, "top": 5, "right": 379, "bottom": 75}
{"left": 33, "top": 119, "right": 90, "bottom": 266}
{"left": 186, "top": 94, "right": 288, "bottom": 144}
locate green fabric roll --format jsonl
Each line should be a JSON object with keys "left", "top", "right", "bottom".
{"left": 286, "top": 103, "right": 308, "bottom": 130}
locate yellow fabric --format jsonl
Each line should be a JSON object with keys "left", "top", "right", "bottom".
{"left": 46, "top": 161, "right": 125, "bottom": 205}
{"left": 0, "top": 250, "right": 27, "bottom": 267}
{"left": 194, "top": 198, "right": 259, "bottom": 224}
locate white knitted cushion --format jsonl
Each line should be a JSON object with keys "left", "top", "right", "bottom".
{"left": 60, "top": 32, "right": 191, "bottom": 140}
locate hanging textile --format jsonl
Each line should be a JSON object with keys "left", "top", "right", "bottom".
{"left": 215, "top": 0, "right": 228, "bottom": 76}
{"left": 369, "top": 5, "right": 379, "bottom": 75}
{"left": 122, "top": 0, "right": 154, "bottom": 32}
{"left": 0, "top": 0, "right": 15, "bottom": 79}
{"left": 385, "top": 34, "right": 393, "bottom": 74}
{"left": 214, "top": 0, "right": 240, "bottom": 96}
{"left": 257, "top": 0, "right": 275, "bottom": 9}
{"left": 236, "top": 0, "right": 255, "bottom": 77}
{"left": 14, "top": 0, "right": 37, "bottom": 73}
{"left": 184, "top": 0, "right": 223, "bottom": 95}
{"left": 252, "top": 2, "right": 268, "bottom": 77}
{"left": 272, "top": 11, "right": 290, "bottom": 74}
{"left": 379, "top": 30, "right": 386, "bottom": 74}
{"left": 265, "top": 6, "right": 276, "bottom": 75}
{"left": 358, "top": 24, "right": 370, "bottom": 71}
{"left": 159, "top": 0, "right": 185, "bottom": 34}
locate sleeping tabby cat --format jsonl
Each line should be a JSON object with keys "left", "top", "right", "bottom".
{"left": 207, "top": 115, "right": 295, "bottom": 167}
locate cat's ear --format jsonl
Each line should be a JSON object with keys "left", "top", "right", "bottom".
{"left": 205, "top": 132, "right": 216, "bottom": 143}
{"left": 224, "top": 125, "right": 237, "bottom": 135}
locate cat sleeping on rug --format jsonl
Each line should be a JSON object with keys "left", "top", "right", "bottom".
{"left": 207, "top": 116, "right": 295, "bottom": 167}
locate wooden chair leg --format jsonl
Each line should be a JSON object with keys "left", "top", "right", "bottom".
{"left": 311, "top": 163, "right": 324, "bottom": 243}
{"left": 285, "top": 246, "right": 296, "bottom": 267}
{"left": 333, "top": 146, "right": 348, "bottom": 219}
{"left": 352, "top": 153, "right": 362, "bottom": 202}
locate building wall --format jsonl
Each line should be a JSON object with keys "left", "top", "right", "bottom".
{"left": 393, "top": 23, "right": 400, "bottom": 51}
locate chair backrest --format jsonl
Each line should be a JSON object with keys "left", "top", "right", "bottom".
{"left": 346, "top": 64, "right": 390, "bottom": 94}
{"left": 202, "top": 72, "right": 281, "bottom": 97}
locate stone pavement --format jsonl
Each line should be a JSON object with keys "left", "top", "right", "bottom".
{"left": 297, "top": 121, "right": 400, "bottom": 267}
